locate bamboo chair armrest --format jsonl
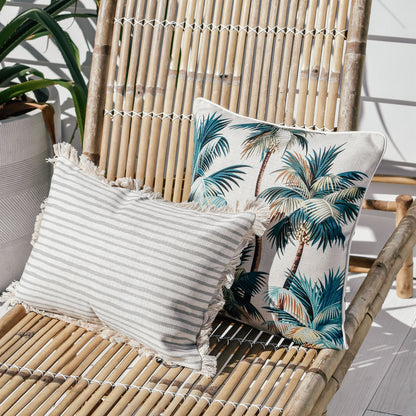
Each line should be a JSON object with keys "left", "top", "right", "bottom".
{"left": 284, "top": 198, "right": 416, "bottom": 416}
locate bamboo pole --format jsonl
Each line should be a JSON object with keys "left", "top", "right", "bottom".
{"left": 272, "top": 349, "right": 318, "bottom": 415}
{"left": 123, "top": 0, "right": 157, "bottom": 181}
{"left": 46, "top": 343, "right": 125, "bottom": 416}
{"left": 159, "top": 0, "right": 195, "bottom": 200}
{"left": 275, "top": 0, "right": 300, "bottom": 124}
{"left": 238, "top": 0, "right": 260, "bottom": 116}
{"left": 0, "top": 318, "right": 56, "bottom": 367}
{"left": 160, "top": 320, "right": 236, "bottom": 416}
{"left": 295, "top": 0, "right": 318, "bottom": 127}
{"left": 0, "top": 305, "right": 26, "bottom": 339}
{"left": 304, "top": 0, "right": 328, "bottom": 128}
{"left": 124, "top": 0, "right": 155, "bottom": 178}
{"left": 395, "top": 195, "right": 414, "bottom": 298}
{"left": 229, "top": 345, "right": 287, "bottom": 416}
{"left": 349, "top": 255, "right": 374, "bottom": 272}
{"left": 362, "top": 199, "right": 397, "bottom": 212}
{"left": 229, "top": 0, "right": 252, "bottom": 113}
{"left": 0, "top": 328, "right": 91, "bottom": 415}
{"left": 220, "top": 0, "right": 243, "bottom": 108}
{"left": 186, "top": 327, "right": 259, "bottom": 416}
{"left": 337, "top": 0, "right": 372, "bottom": 131}
{"left": 324, "top": 0, "right": 350, "bottom": 130}
{"left": 30, "top": 338, "right": 110, "bottom": 416}
{"left": 106, "top": 0, "right": 137, "bottom": 180}
{"left": 314, "top": 0, "right": 338, "bottom": 129}
{"left": 256, "top": 1, "right": 278, "bottom": 121}
{"left": 266, "top": 0, "right": 289, "bottom": 123}
{"left": 163, "top": 324, "right": 252, "bottom": 416}
{"left": 116, "top": 0, "right": 147, "bottom": 178}
{"left": 244, "top": 347, "right": 301, "bottom": 416}
{"left": 143, "top": 1, "right": 177, "bottom": 188}
{"left": 372, "top": 174, "right": 416, "bottom": 186}
{"left": 172, "top": 0, "right": 206, "bottom": 202}
{"left": 212, "top": 2, "right": 233, "bottom": 104}
{"left": 135, "top": 0, "right": 170, "bottom": 184}
{"left": 83, "top": 0, "right": 119, "bottom": 165}
{"left": 248, "top": 1, "right": 270, "bottom": 118}
{"left": 284, "top": 0, "right": 308, "bottom": 126}
{"left": 97, "top": 0, "right": 126, "bottom": 171}
{"left": 0, "top": 310, "right": 35, "bottom": 352}
{"left": 205, "top": 333, "right": 273, "bottom": 416}
{"left": 61, "top": 346, "right": 136, "bottom": 416}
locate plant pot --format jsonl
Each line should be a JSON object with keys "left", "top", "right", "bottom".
{"left": 0, "top": 101, "right": 59, "bottom": 291}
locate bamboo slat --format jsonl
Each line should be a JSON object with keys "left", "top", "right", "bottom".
{"left": 295, "top": 0, "right": 318, "bottom": 127}
{"left": 256, "top": 1, "right": 279, "bottom": 121}
{"left": 284, "top": 0, "right": 308, "bottom": 126}
{"left": 97, "top": 0, "right": 125, "bottom": 171}
{"left": 304, "top": 0, "right": 328, "bottom": 128}
{"left": 338, "top": 0, "right": 372, "bottom": 131}
{"left": 395, "top": 195, "right": 414, "bottom": 298}
{"left": 275, "top": 0, "right": 299, "bottom": 124}
{"left": 324, "top": 0, "right": 350, "bottom": 130}
{"left": 314, "top": 0, "right": 338, "bottom": 129}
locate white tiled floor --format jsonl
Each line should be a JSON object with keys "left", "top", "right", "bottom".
{"left": 328, "top": 277, "right": 416, "bottom": 416}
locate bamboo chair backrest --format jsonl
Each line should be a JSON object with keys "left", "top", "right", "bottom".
{"left": 83, "top": 0, "right": 371, "bottom": 203}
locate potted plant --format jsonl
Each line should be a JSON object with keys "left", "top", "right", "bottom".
{"left": 0, "top": 0, "right": 96, "bottom": 290}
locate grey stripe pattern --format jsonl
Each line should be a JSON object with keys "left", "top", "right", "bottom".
{"left": 16, "top": 156, "right": 257, "bottom": 374}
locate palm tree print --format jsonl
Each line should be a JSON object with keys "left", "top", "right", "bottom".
{"left": 189, "top": 113, "right": 249, "bottom": 207}
{"left": 232, "top": 123, "right": 309, "bottom": 272}
{"left": 260, "top": 145, "right": 367, "bottom": 288}
{"left": 264, "top": 268, "right": 344, "bottom": 348}
{"left": 223, "top": 244, "right": 268, "bottom": 321}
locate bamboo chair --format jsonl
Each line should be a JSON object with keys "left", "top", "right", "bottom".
{"left": 0, "top": 1, "right": 415, "bottom": 415}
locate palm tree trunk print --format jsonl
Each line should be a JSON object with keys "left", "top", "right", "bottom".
{"left": 244, "top": 150, "right": 271, "bottom": 303}
{"left": 283, "top": 228, "right": 307, "bottom": 289}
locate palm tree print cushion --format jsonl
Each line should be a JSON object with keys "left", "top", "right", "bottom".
{"left": 189, "top": 98, "right": 386, "bottom": 349}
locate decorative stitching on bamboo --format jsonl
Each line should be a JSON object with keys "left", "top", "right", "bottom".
{"left": 114, "top": 18, "right": 347, "bottom": 38}
{"left": 104, "top": 109, "right": 193, "bottom": 121}
{"left": 0, "top": 362, "right": 282, "bottom": 413}
{"left": 210, "top": 334, "right": 295, "bottom": 350}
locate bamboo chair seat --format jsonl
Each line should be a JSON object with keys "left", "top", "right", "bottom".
{"left": 1, "top": 0, "right": 415, "bottom": 414}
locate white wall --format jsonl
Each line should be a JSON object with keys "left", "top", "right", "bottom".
{"left": 2, "top": 0, "right": 415, "bottom": 262}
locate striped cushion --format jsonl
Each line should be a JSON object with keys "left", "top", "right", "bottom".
{"left": 10, "top": 144, "right": 267, "bottom": 376}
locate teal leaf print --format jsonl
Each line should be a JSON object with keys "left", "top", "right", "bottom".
{"left": 264, "top": 268, "right": 344, "bottom": 349}
{"left": 189, "top": 112, "right": 249, "bottom": 207}
{"left": 259, "top": 145, "right": 366, "bottom": 287}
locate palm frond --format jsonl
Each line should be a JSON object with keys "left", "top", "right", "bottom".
{"left": 192, "top": 113, "right": 231, "bottom": 176}
{"left": 188, "top": 165, "right": 248, "bottom": 205}
{"left": 286, "top": 130, "right": 309, "bottom": 152}
{"left": 277, "top": 152, "right": 313, "bottom": 189}
{"left": 324, "top": 186, "right": 366, "bottom": 204}
{"left": 267, "top": 216, "right": 294, "bottom": 255}
{"left": 307, "top": 216, "right": 345, "bottom": 250}
{"left": 313, "top": 171, "right": 366, "bottom": 193}
{"left": 231, "top": 268, "right": 268, "bottom": 298}
{"left": 301, "top": 198, "right": 345, "bottom": 224}
{"left": 265, "top": 286, "right": 310, "bottom": 326}
{"left": 307, "top": 145, "right": 343, "bottom": 180}
{"left": 312, "top": 304, "right": 342, "bottom": 328}
{"left": 318, "top": 268, "right": 344, "bottom": 308}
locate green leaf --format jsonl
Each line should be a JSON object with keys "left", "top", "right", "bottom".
{"left": 0, "top": 79, "right": 74, "bottom": 103}
{"left": 0, "top": 0, "right": 77, "bottom": 61}
{"left": 0, "top": 64, "right": 44, "bottom": 87}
